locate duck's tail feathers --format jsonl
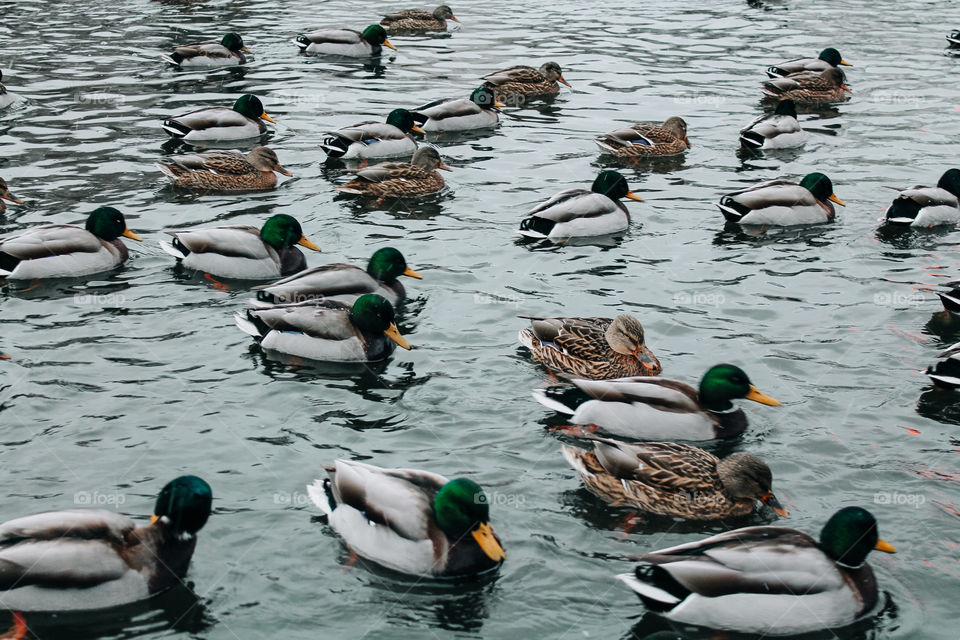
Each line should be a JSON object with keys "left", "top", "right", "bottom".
{"left": 738, "top": 130, "right": 765, "bottom": 149}
{"left": 717, "top": 197, "right": 749, "bottom": 222}
{"left": 160, "top": 54, "right": 181, "bottom": 66}
{"left": 517, "top": 215, "right": 553, "bottom": 238}
{"left": 765, "top": 66, "right": 787, "bottom": 78}
{"left": 321, "top": 136, "right": 348, "bottom": 158}
{"left": 616, "top": 571, "right": 683, "bottom": 610}
{"left": 161, "top": 119, "right": 191, "bottom": 139}
{"left": 306, "top": 479, "right": 334, "bottom": 515}
{"left": 885, "top": 197, "right": 921, "bottom": 224}
{"left": 531, "top": 387, "right": 575, "bottom": 415}
{"left": 155, "top": 162, "right": 178, "bottom": 180}
{"left": 517, "top": 328, "right": 538, "bottom": 350}
{"left": 335, "top": 186, "right": 364, "bottom": 195}
{"left": 158, "top": 239, "right": 187, "bottom": 259}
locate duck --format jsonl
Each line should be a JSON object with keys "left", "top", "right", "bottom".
{"left": 561, "top": 435, "right": 786, "bottom": 521}
{"left": 161, "top": 32, "right": 250, "bottom": 67}
{"left": 0, "top": 207, "right": 141, "bottom": 279}
{"left": 159, "top": 214, "right": 320, "bottom": 279}
{"left": 235, "top": 294, "right": 411, "bottom": 362}
{"left": 0, "top": 178, "right": 22, "bottom": 214}
{"left": 0, "top": 476, "right": 212, "bottom": 614}
{"left": 380, "top": 5, "right": 459, "bottom": 33}
{"left": 295, "top": 25, "right": 396, "bottom": 57}
{"left": 532, "top": 364, "right": 781, "bottom": 441}
{"left": 518, "top": 170, "right": 643, "bottom": 240}
{"left": 617, "top": 507, "right": 896, "bottom": 636}
{"left": 0, "top": 69, "right": 16, "bottom": 109}
{"left": 926, "top": 342, "right": 960, "bottom": 389}
{"left": 717, "top": 172, "right": 844, "bottom": 226}
{"left": 251, "top": 247, "right": 421, "bottom": 307}
{"left": 336, "top": 147, "right": 450, "bottom": 202}
{"left": 762, "top": 68, "right": 851, "bottom": 104}
{"left": 162, "top": 94, "right": 275, "bottom": 142}
{"left": 948, "top": 31, "right": 960, "bottom": 48}
{"left": 738, "top": 99, "right": 806, "bottom": 150}
{"left": 305, "top": 459, "right": 505, "bottom": 577}
{"left": 321, "top": 108, "right": 423, "bottom": 160}
{"left": 935, "top": 282, "right": 960, "bottom": 313}
{"left": 884, "top": 168, "right": 960, "bottom": 227}
{"left": 594, "top": 117, "right": 689, "bottom": 158}
{"left": 518, "top": 314, "right": 660, "bottom": 379}
{"left": 481, "top": 62, "right": 570, "bottom": 102}
{"left": 411, "top": 87, "right": 502, "bottom": 132}
{"left": 766, "top": 47, "right": 851, "bottom": 78}
{"left": 156, "top": 146, "right": 291, "bottom": 190}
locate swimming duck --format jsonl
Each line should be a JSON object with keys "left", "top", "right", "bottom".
{"left": 718, "top": 172, "right": 844, "bottom": 226}
{"left": 481, "top": 62, "right": 570, "bottom": 102}
{"left": 252, "top": 247, "right": 421, "bottom": 307}
{"left": 305, "top": 459, "right": 505, "bottom": 577}
{"left": 762, "top": 68, "right": 851, "bottom": 104}
{"left": 321, "top": 108, "right": 423, "bottom": 160}
{"left": 518, "top": 170, "right": 643, "bottom": 240}
{"left": 562, "top": 435, "right": 785, "bottom": 521}
{"left": 380, "top": 5, "right": 459, "bottom": 33}
{"left": 0, "top": 70, "right": 15, "bottom": 109}
{"left": 926, "top": 342, "right": 960, "bottom": 389}
{"left": 884, "top": 168, "right": 960, "bottom": 227}
{"left": 162, "top": 94, "right": 275, "bottom": 142}
{"left": 161, "top": 33, "right": 250, "bottom": 67}
{"left": 411, "top": 87, "right": 502, "bottom": 132}
{"left": 948, "top": 31, "right": 960, "bottom": 47}
{"left": 295, "top": 25, "right": 396, "bottom": 57}
{"left": 738, "top": 99, "right": 806, "bottom": 150}
{"left": 766, "top": 47, "right": 851, "bottom": 78}
{"left": 618, "top": 507, "right": 896, "bottom": 636}
{"left": 0, "top": 476, "right": 211, "bottom": 613}
{"left": 160, "top": 214, "right": 320, "bottom": 279}
{"left": 156, "top": 146, "right": 291, "bottom": 190}
{"left": 235, "top": 294, "right": 411, "bottom": 361}
{"left": 336, "top": 147, "right": 450, "bottom": 202}
{"left": 0, "top": 207, "right": 141, "bottom": 279}
{"left": 595, "top": 117, "right": 689, "bottom": 157}
{"left": 518, "top": 314, "right": 660, "bottom": 379}
{"left": 533, "top": 364, "right": 780, "bottom": 441}
{"left": 0, "top": 178, "right": 22, "bottom": 214}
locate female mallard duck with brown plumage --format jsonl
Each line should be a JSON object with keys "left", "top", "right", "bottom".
{"left": 762, "top": 68, "right": 851, "bottom": 104}
{"left": 156, "top": 146, "right": 291, "bottom": 190}
{"left": 336, "top": 146, "right": 450, "bottom": 202}
{"left": 481, "top": 62, "right": 570, "bottom": 102}
{"left": 595, "top": 117, "right": 689, "bottom": 158}
{"left": 380, "top": 5, "right": 459, "bottom": 33}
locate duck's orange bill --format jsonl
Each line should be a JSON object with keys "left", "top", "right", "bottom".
{"left": 558, "top": 76, "right": 572, "bottom": 88}
{"left": 383, "top": 39, "right": 398, "bottom": 51}
{"left": 745, "top": 385, "right": 781, "bottom": 406}
{"left": 122, "top": 229, "right": 143, "bottom": 242}
{"left": 298, "top": 236, "right": 321, "bottom": 252}
{"left": 277, "top": 167, "right": 293, "bottom": 177}
{"left": 875, "top": 539, "right": 896, "bottom": 553}
{"left": 150, "top": 514, "right": 160, "bottom": 525}
{"left": 840, "top": 59, "right": 852, "bottom": 66}
{"left": 841, "top": 85, "right": 853, "bottom": 94}
{"left": 625, "top": 191, "right": 644, "bottom": 202}
{"left": 0, "top": 353, "right": 10, "bottom": 361}
{"left": 1, "top": 192, "right": 22, "bottom": 204}
{"left": 761, "top": 492, "right": 788, "bottom": 517}
{"left": 472, "top": 522, "right": 506, "bottom": 562}
{"left": 384, "top": 323, "right": 411, "bottom": 350}
{"left": 241, "top": 46, "right": 252, "bottom": 53}
{"left": 403, "top": 266, "right": 423, "bottom": 279}
{"left": 438, "top": 163, "right": 453, "bottom": 172}
{"left": 449, "top": 15, "right": 461, "bottom": 23}
{"left": 261, "top": 112, "right": 276, "bottom": 123}
{"left": 829, "top": 194, "right": 846, "bottom": 206}
{"left": 494, "top": 101, "right": 506, "bottom": 108}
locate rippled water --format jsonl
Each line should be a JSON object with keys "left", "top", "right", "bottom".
{"left": 2, "top": 0, "right": 960, "bottom": 638}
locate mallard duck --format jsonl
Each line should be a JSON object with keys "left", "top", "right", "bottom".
{"left": 926, "top": 342, "right": 960, "bottom": 388}
{"left": 518, "top": 170, "right": 643, "bottom": 240}
{"left": 0, "top": 476, "right": 211, "bottom": 614}
{"left": 884, "top": 168, "right": 960, "bottom": 227}
{"left": 738, "top": 99, "right": 806, "bottom": 150}
{"left": 0, "top": 207, "right": 141, "bottom": 279}
{"left": 411, "top": 87, "right": 502, "bottom": 132}
{"left": 156, "top": 146, "right": 291, "bottom": 190}
{"left": 0, "top": 69, "right": 15, "bottom": 110}
{"left": 162, "top": 94, "right": 275, "bottom": 142}
{"left": 618, "top": 507, "right": 896, "bottom": 636}
{"left": 533, "top": 364, "right": 780, "bottom": 441}
{"left": 321, "top": 108, "right": 423, "bottom": 160}
{"left": 161, "top": 33, "right": 250, "bottom": 67}
{"left": 766, "top": 47, "right": 851, "bottom": 78}
{"left": 305, "top": 459, "right": 505, "bottom": 577}
{"left": 235, "top": 294, "right": 411, "bottom": 361}
{"left": 518, "top": 314, "right": 660, "bottom": 379}
{"left": 159, "top": 214, "right": 320, "bottom": 279}
{"left": 762, "top": 68, "right": 851, "bottom": 104}
{"left": 295, "top": 25, "right": 396, "bottom": 57}
{"left": 336, "top": 146, "right": 449, "bottom": 202}
{"left": 948, "top": 30, "right": 960, "bottom": 48}
{"left": 481, "top": 62, "right": 570, "bottom": 102}
{"left": 0, "top": 178, "right": 22, "bottom": 214}
{"left": 380, "top": 5, "right": 459, "bottom": 33}
{"left": 252, "top": 247, "right": 421, "bottom": 307}
{"left": 717, "top": 172, "right": 845, "bottom": 226}
{"left": 594, "top": 117, "right": 689, "bottom": 158}
{"left": 561, "top": 435, "right": 785, "bottom": 520}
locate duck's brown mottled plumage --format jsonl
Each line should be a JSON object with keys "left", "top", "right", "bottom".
{"left": 481, "top": 62, "right": 570, "bottom": 102}
{"left": 762, "top": 68, "right": 850, "bottom": 104}
{"left": 156, "top": 147, "right": 291, "bottom": 191}
{"left": 336, "top": 146, "right": 449, "bottom": 201}
{"left": 381, "top": 5, "right": 458, "bottom": 32}
{"left": 595, "top": 117, "right": 690, "bottom": 157}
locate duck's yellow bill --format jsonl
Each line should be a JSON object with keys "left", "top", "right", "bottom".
{"left": 403, "top": 266, "right": 423, "bottom": 279}
{"left": 261, "top": 112, "right": 276, "bottom": 123}
{"left": 411, "top": 123, "right": 426, "bottom": 134}
{"left": 745, "top": 385, "right": 781, "bottom": 406}
{"left": 494, "top": 101, "right": 506, "bottom": 108}
{"left": 558, "top": 76, "right": 572, "bottom": 88}
{"left": 383, "top": 39, "right": 398, "bottom": 51}
{"left": 122, "top": 229, "right": 143, "bottom": 242}
{"left": 384, "top": 323, "right": 411, "bottom": 350}
{"left": 875, "top": 539, "right": 896, "bottom": 553}
{"left": 829, "top": 194, "right": 846, "bottom": 206}
{"left": 472, "top": 522, "right": 506, "bottom": 562}
{"left": 298, "top": 236, "right": 321, "bottom": 252}
{"left": 840, "top": 59, "right": 852, "bottom": 66}
{"left": 625, "top": 191, "right": 644, "bottom": 202}
{"left": 149, "top": 514, "right": 160, "bottom": 525}
{"left": 241, "top": 46, "right": 252, "bottom": 53}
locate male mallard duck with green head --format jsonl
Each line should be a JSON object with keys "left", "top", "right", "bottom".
{"left": 252, "top": 247, "right": 421, "bottom": 307}
{"left": 762, "top": 68, "right": 851, "bottom": 104}
{"left": 162, "top": 94, "right": 275, "bottom": 142}
{"left": 322, "top": 108, "right": 424, "bottom": 160}
{"left": 481, "top": 62, "right": 570, "bottom": 102}
{"left": 0, "top": 207, "right": 141, "bottom": 279}
{"left": 739, "top": 99, "right": 807, "bottom": 150}
{"left": 336, "top": 147, "right": 450, "bottom": 202}
{"left": 235, "top": 294, "right": 411, "bottom": 362}
{"left": 411, "top": 87, "right": 503, "bottom": 132}
{"left": 381, "top": 5, "right": 459, "bottom": 33}
{"left": 884, "top": 168, "right": 960, "bottom": 227}
{"left": 306, "top": 459, "right": 505, "bottom": 577}
{"left": 533, "top": 364, "right": 780, "bottom": 441}
{"left": 595, "top": 117, "right": 689, "bottom": 158}
{"left": 766, "top": 47, "right": 851, "bottom": 78}
{"left": 0, "top": 178, "right": 22, "bottom": 215}
{"left": 160, "top": 214, "right": 320, "bottom": 279}
{"left": 618, "top": 507, "right": 896, "bottom": 636}
{"left": 295, "top": 25, "right": 397, "bottom": 57}
{"left": 156, "top": 146, "right": 291, "bottom": 191}
{"left": 718, "top": 172, "right": 845, "bottom": 225}
{"left": 161, "top": 32, "right": 250, "bottom": 67}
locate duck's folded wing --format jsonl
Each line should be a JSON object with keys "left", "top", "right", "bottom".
{"left": 247, "top": 302, "right": 355, "bottom": 339}
{"left": 383, "top": 9, "right": 432, "bottom": 20}
{"left": 352, "top": 162, "right": 419, "bottom": 183}
{"left": 899, "top": 186, "right": 959, "bottom": 207}
{"left": 329, "top": 122, "right": 406, "bottom": 142}
{"left": 727, "top": 180, "right": 814, "bottom": 208}
{"left": 169, "top": 152, "right": 248, "bottom": 175}
{"left": 170, "top": 226, "right": 266, "bottom": 258}
{"left": 763, "top": 71, "right": 819, "bottom": 91}
{"left": 570, "top": 377, "right": 702, "bottom": 411}
{"left": 596, "top": 128, "right": 655, "bottom": 149}
{"left": 528, "top": 190, "right": 613, "bottom": 219}
{"left": 301, "top": 29, "right": 362, "bottom": 44}
{"left": 594, "top": 441, "right": 714, "bottom": 489}
{"left": 551, "top": 321, "right": 608, "bottom": 359}
{"left": 413, "top": 98, "right": 481, "bottom": 121}
{"left": 482, "top": 66, "right": 539, "bottom": 85}
{"left": 171, "top": 107, "right": 249, "bottom": 129}
{"left": 0, "top": 539, "right": 132, "bottom": 588}
{"left": 0, "top": 509, "right": 135, "bottom": 545}
{"left": 253, "top": 265, "right": 373, "bottom": 297}
{"left": 0, "top": 226, "right": 101, "bottom": 258}
{"left": 174, "top": 42, "right": 230, "bottom": 59}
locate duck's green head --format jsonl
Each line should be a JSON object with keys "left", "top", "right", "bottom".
{"left": 818, "top": 47, "right": 851, "bottom": 67}
{"left": 698, "top": 364, "right": 781, "bottom": 412}
{"left": 800, "top": 172, "right": 845, "bottom": 207}
{"left": 221, "top": 33, "right": 249, "bottom": 53}
{"left": 151, "top": 475, "right": 213, "bottom": 536}
{"left": 591, "top": 170, "right": 643, "bottom": 203}
{"left": 350, "top": 293, "right": 412, "bottom": 350}
{"left": 434, "top": 478, "right": 506, "bottom": 564}
{"left": 86, "top": 207, "right": 142, "bottom": 243}
{"left": 937, "top": 168, "right": 960, "bottom": 197}
{"left": 820, "top": 507, "right": 896, "bottom": 568}
{"left": 367, "top": 247, "right": 422, "bottom": 282}
{"left": 232, "top": 94, "right": 275, "bottom": 124}
{"left": 260, "top": 214, "right": 321, "bottom": 252}
{"left": 361, "top": 25, "right": 396, "bottom": 51}
{"left": 386, "top": 108, "right": 425, "bottom": 135}
{"left": 470, "top": 86, "right": 503, "bottom": 109}
{"left": 774, "top": 99, "right": 798, "bottom": 117}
